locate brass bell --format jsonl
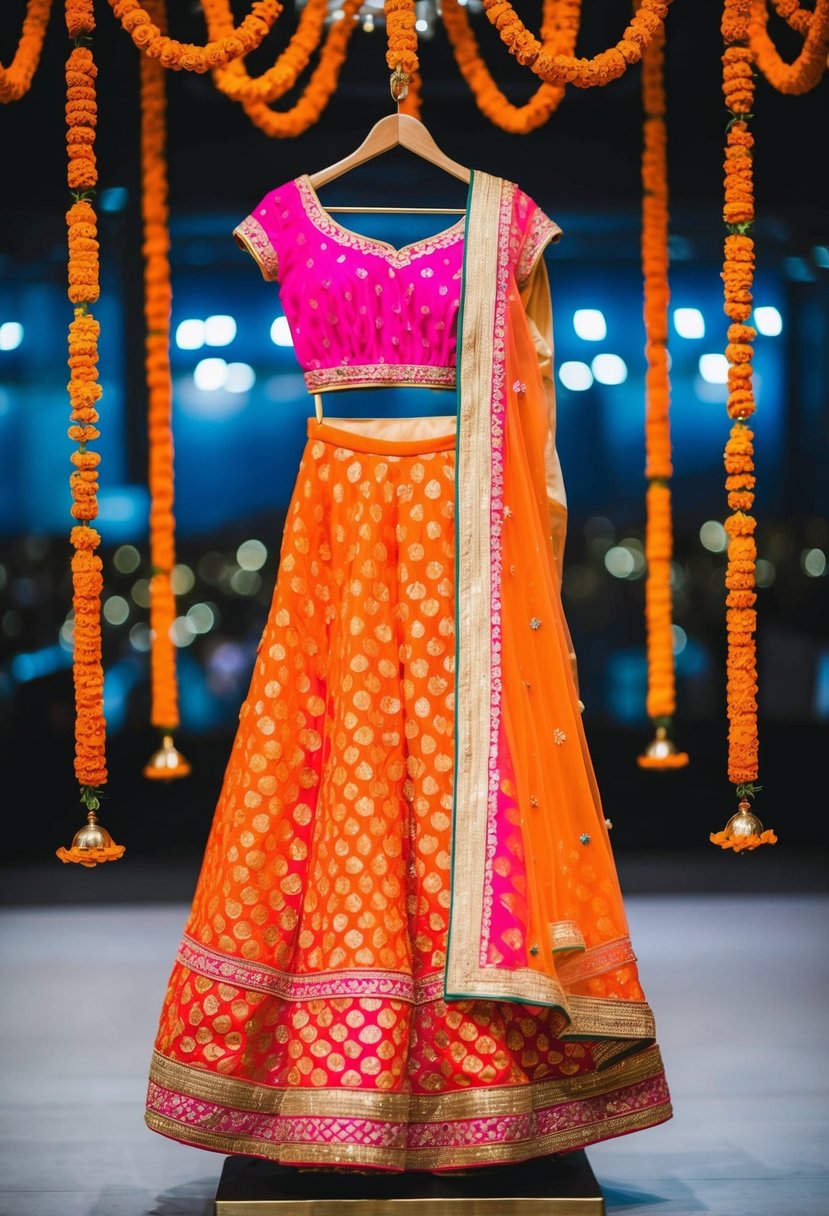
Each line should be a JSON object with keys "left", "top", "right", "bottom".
{"left": 723, "top": 798, "right": 765, "bottom": 838}
{"left": 143, "top": 733, "right": 191, "bottom": 780}
{"left": 56, "top": 807, "right": 125, "bottom": 865}
{"left": 643, "top": 725, "right": 677, "bottom": 760}
{"left": 71, "top": 808, "right": 115, "bottom": 851}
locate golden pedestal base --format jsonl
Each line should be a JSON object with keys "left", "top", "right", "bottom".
{"left": 214, "top": 1151, "right": 605, "bottom": 1215}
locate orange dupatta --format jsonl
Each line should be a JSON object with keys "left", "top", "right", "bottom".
{"left": 445, "top": 173, "right": 655, "bottom": 1054}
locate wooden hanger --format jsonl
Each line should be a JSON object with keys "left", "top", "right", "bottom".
{"left": 308, "top": 110, "right": 470, "bottom": 214}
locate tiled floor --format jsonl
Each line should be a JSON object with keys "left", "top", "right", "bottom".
{"left": 1, "top": 893, "right": 826, "bottom": 1215}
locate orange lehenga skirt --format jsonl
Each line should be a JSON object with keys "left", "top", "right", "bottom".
{"left": 145, "top": 411, "right": 671, "bottom": 1171}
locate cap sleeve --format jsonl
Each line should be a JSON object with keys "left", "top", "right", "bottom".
{"left": 233, "top": 192, "right": 281, "bottom": 283}
{"left": 514, "top": 193, "right": 562, "bottom": 289}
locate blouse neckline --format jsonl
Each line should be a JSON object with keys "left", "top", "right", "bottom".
{"left": 296, "top": 175, "right": 466, "bottom": 267}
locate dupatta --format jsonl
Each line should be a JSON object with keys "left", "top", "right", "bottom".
{"left": 445, "top": 172, "right": 656, "bottom": 1050}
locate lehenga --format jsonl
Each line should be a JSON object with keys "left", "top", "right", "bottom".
{"left": 145, "top": 171, "right": 672, "bottom": 1170}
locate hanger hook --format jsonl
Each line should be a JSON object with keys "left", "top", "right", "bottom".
{"left": 389, "top": 65, "right": 410, "bottom": 104}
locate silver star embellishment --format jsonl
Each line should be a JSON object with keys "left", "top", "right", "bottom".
{"left": 530, "top": 617, "right": 541, "bottom": 631}
{"left": 553, "top": 728, "right": 567, "bottom": 745}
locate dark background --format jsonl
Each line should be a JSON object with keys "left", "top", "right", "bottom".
{"left": 1, "top": 2, "right": 827, "bottom": 899}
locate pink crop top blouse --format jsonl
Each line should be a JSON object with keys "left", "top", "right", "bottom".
{"left": 233, "top": 175, "right": 561, "bottom": 394}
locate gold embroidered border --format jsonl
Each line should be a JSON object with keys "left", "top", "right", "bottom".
{"left": 147, "top": 1100, "right": 671, "bottom": 1171}
{"left": 297, "top": 176, "right": 465, "bottom": 267}
{"left": 550, "top": 920, "right": 585, "bottom": 952}
{"left": 444, "top": 170, "right": 500, "bottom": 1004}
{"left": 149, "top": 1042, "right": 666, "bottom": 1122}
{"left": 567, "top": 995, "right": 655, "bottom": 1040}
{"left": 444, "top": 962, "right": 656, "bottom": 1039}
{"left": 557, "top": 937, "right": 638, "bottom": 985}
{"left": 516, "top": 207, "right": 562, "bottom": 288}
{"left": 177, "top": 934, "right": 420, "bottom": 1003}
{"left": 305, "top": 363, "right": 456, "bottom": 393}
{"left": 233, "top": 215, "right": 279, "bottom": 282}
{"left": 176, "top": 932, "right": 652, "bottom": 1039}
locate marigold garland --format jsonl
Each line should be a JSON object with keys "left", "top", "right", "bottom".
{"left": 385, "top": 0, "right": 419, "bottom": 77}
{"left": 239, "top": 0, "right": 362, "bottom": 138}
{"left": 769, "top": 0, "right": 816, "bottom": 34}
{"left": 637, "top": 21, "right": 688, "bottom": 770}
{"left": 58, "top": 0, "right": 125, "bottom": 866}
{"left": 478, "top": 0, "right": 672, "bottom": 88}
{"left": 204, "top": 0, "right": 328, "bottom": 105}
{"left": 749, "top": 0, "right": 829, "bottom": 94}
{"left": 139, "top": 0, "right": 189, "bottom": 772}
{"left": 107, "top": 0, "right": 281, "bottom": 72}
{"left": 0, "top": 0, "right": 53, "bottom": 104}
{"left": 206, "top": 0, "right": 420, "bottom": 126}
{"left": 441, "top": 0, "right": 581, "bottom": 134}
{"left": 711, "top": 0, "right": 774, "bottom": 851}
{"left": 66, "top": 0, "right": 94, "bottom": 38}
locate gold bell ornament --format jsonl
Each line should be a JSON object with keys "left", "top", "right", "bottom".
{"left": 56, "top": 807, "right": 125, "bottom": 868}
{"left": 637, "top": 723, "right": 689, "bottom": 770}
{"left": 143, "top": 733, "right": 191, "bottom": 781}
{"left": 710, "top": 787, "right": 777, "bottom": 853}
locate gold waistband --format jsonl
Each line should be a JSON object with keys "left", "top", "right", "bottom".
{"left": 305, "top": 364, "right": 457, "bottom": 393}
{"left": 307, "top": 415, "right": 457, "bottom": 456}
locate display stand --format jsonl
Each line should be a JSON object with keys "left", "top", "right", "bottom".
{"left": 214, "top": 1150, "right": 605, "bottom": 1214}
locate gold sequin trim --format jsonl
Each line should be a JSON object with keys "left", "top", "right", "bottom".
{"left": 233, "top": 215, "right": 279, "bottom": 282}
{"left": 305, "top": 363, "right": 456, "bottom": 393}
{"left": 516, "top": 207, "right": 562, "bottom": 288}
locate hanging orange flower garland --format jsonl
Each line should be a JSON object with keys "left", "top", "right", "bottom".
{"left": 637, "top": 21, "right": 688, "bottom": 771}
{"left": 710, "top": 0, "right": 776, "bottom": 851}
{"left": 205, "top": 0, "right": 418, "bottom": 126}
{"left": 441, "top": 0, "right": 582, "bottom": 135}
{"left": 749, "top": 0, "right": 829, "bottom": 93}
{"left": 0, "top": 0, "right": 53, "bottom": 103}
{"left": 769, "top": 0, "right": 816, "bottom": 35}
{"left": 478, "top": 0, "right": 672, "bottom": 88}
{"left": 239, "top": 0, "right": 363, "bottom": 138}
{"left": 57, "top": 0, "right": 125, "bottom": 867}
{"left": 204, "top": 0, "right": 329, "bottom": 105}
{"left": 385, "top": 0, "right": 420, "bottom": 77}
{"left": 106, "top": 0, "right": 282, "bottom": 72}
{"left": 139, "top": 0, "right": 190, "bottom": 781}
